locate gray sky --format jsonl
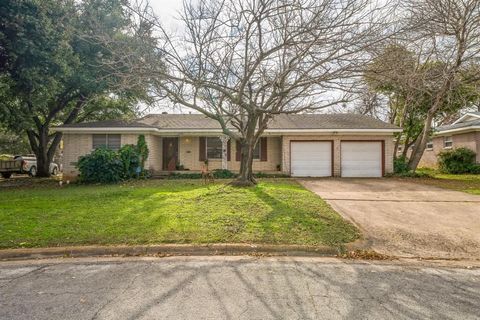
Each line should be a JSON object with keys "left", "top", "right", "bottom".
{"left": 141, "top": 1, "right": 185, "bottom": 114}
{"left": 150, "top": 0, "right": 183, "bottom": 32}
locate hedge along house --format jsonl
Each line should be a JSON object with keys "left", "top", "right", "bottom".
{"left": 54, "top": 113, "right": 401, "bottom": 180}
{"left": 418, "top": 111, "right": 480, "bottom": 168}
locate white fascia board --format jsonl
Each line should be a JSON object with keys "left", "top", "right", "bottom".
{"left": 433, "top": 126, "right": 480, "bottom": 136}
{"left": 53, "top": 127, "right": 160, "bottom": 134}
{"left": 264, "top": 128, "right": 402, "bottom": 134}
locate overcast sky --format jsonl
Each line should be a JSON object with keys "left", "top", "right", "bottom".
{"left": 139, "top": 1, "right": 185, "bottom": 114}
{"left": 150, "top": 0, "right": 182, "bottom": 18}
{"left": 142, "top": 0, "right": 344, "bottom": 116}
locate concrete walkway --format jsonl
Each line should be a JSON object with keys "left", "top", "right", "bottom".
{"left": 1, "top": 256, "right": 479, "bottom": 320}
{"left": 300, "top": 178, "right": 480, "bottom": 259}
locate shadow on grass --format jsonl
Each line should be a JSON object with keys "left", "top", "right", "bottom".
{"left": 0, "top": 180, "right": 359, "bottom": 248}
{"left": 250, "top": 184, "right": 359, "bottom": 246}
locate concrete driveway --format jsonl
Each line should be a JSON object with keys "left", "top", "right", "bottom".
{"left": 300, "top": 179, "right": 480, "bottom": 259}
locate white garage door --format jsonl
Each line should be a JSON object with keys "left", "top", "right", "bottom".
{"left": 341, "top": 142, "right": 382, "bottom": 177}
{"left": 291, "top": 141, "right": 332, "bottom": 177}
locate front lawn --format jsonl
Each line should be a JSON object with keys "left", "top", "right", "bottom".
{"left": 413, "top": 169, "right": 480, "bottom": 195}
{"left": 0, "top": 179, "right": 359, "bottom": 249}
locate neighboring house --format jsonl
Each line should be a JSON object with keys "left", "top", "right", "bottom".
{"left": 54, "top": 113, "right": 401, "bottom": 179}
{"left": 419, "top": 111, "right": 480, "bottom": 167}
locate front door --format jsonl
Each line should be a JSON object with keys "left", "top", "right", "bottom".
{"left": 162, "top": 138, "right": 178, "bottom": 171}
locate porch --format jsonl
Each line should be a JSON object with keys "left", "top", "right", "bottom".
{"left": 147, "top": 135, "right": 283, "bottom": 174}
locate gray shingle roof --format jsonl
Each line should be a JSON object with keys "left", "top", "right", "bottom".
{"left": 436, "top": 112, "right": 480, "bottom": 132}
{"left": 57, "top": 113, "right": 400, "bottom": 130}
{"left": 436, "top": 118, "right": 480, "bottom": 131}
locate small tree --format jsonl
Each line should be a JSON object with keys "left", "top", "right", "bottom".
{"left": 136, "top": 135, "right": 149, "bottom": 171}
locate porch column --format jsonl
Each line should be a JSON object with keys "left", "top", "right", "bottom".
{"left": 220, "top": 135, "right": 230, "bottom": 170}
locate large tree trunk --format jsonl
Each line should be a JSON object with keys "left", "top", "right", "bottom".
{"left": 28, "top": 127, "right": 63, "bottom": 178}
{"left": 34, "top": 128, "right": 51, "bottom": 177}
{"left": 231, "top": 117, "right": 259, "bottom": 187}
{"left": 408, "top": 111, "right": 434, "bottom": 171}
{"left": 234, "top": 142, "right": 256, "bottom": 186}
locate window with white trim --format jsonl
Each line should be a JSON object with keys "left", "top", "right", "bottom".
{"left": 426, "top": 140, "right": 433, "bottom": 150}
{"left": 206, "top": 137, "right": 223, "bottom": 159}
{"left": 92, "top": 134, "right": 121, "bottom": 150}
{"left": 252, "top": 140, "right": 261, "bottom": 159}
{"left": 443, "top": 136, "right": 453, "bottom": 149}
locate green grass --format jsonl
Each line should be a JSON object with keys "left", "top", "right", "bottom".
{"left": 0, "top": 179, "right": 359, "bottom": 249}
{"left": 414, "top": 168, "right": 480, "bottom": 195}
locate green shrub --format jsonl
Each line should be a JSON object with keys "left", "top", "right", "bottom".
{"left": 167, "top": 169, "right": 236, "bottom": 179}
{"left": 119, "top": 144, "right": 141, "bottom": 179}
{"left": 394, "top": 155, "right": 410, "bottom": 174}
{"left": 254, "top": 172, "right": 290, "bottom": 178}
{"left": 77, "top": 148, "right": 123, "bottom": 183}
{"left": 438, "top": 147, "right": 477, "bottom": 174}
{"left": 77, "top": 135, "right": 150, "bottom": 184}
{"left": 388, "top": 170, "right": 431, "bottom": 178}
{"left": 212, "top": 169, "right": 236, "bottom": 179}
{"left": 167, "top": 172, "right": 203, "bottom": 179}
{"left": 468, "top": 164, "right": 480, "bottom": 174}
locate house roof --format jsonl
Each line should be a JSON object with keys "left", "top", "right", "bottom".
{"left": 56, "top": 113, "right": 400, "bottom": 132}
{"left": 435, "top": 112, "right": 480, "bottom": 134}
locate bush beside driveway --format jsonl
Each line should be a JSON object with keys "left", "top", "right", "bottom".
{"left": 0, "top": 179, "right": 359, "bottom": 249}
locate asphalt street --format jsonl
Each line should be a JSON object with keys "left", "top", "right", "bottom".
{"left": 1, "top": 256, "right": 479, "bottom": 320}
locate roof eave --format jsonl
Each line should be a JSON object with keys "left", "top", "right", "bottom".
{"left": 264, "top": 128, "right": 402, "bottom": 133}
{"left": 53, "top": 127, "right": 402, "bottom": 134}
{"left": 433, "top": 126, "right": 480, "bottom": 136}
{"left": 53, "top": 127, "right": 159, "bottom": 133}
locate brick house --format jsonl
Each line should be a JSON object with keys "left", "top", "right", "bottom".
{"left": 54, "top": 113, "right": 401, "bottom": 179}
{"left": 419, "top": 112, "right": 480, "bottom": 167}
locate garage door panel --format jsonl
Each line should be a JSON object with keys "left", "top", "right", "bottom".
{"left": 291, "top": 141, "right": 332, "bottom": 177}
{"left": 341, "top": 142, "right": 382, "bottom": 177}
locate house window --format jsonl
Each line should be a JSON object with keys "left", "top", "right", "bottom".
{"left": 206, "top": 137, "right": 223, "bottom": 159}
{"left": 426, "top": 140, "right": 433, "bottom": 150}
{"left": 252, "top": 140, "right": 261, "bottom": 159}
{"left": 443, "top": 136, "right": 453, "bottom": 149}
{"left": 92, "top": 134, "right": 121, "bottom": 150}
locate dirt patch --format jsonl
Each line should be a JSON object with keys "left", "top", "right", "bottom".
{"left": 0, "top": 176, "right": 61, "bottom": 189}
{"left": 341, "top": 249, "right": 393, "bottom": 260}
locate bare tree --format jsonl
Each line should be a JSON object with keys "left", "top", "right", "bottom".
{"left": 119, "top": 0, "right": 396, "bottom": 185}
{"left": 403, "top": 0, "right": 480, "bottom": 170}
{"left": 352, "top": 87, "right": 389, "bottom": 120}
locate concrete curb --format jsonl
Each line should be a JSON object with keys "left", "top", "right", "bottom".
{"left": 0, "top": 241, "right": 369, "bottom": 261}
